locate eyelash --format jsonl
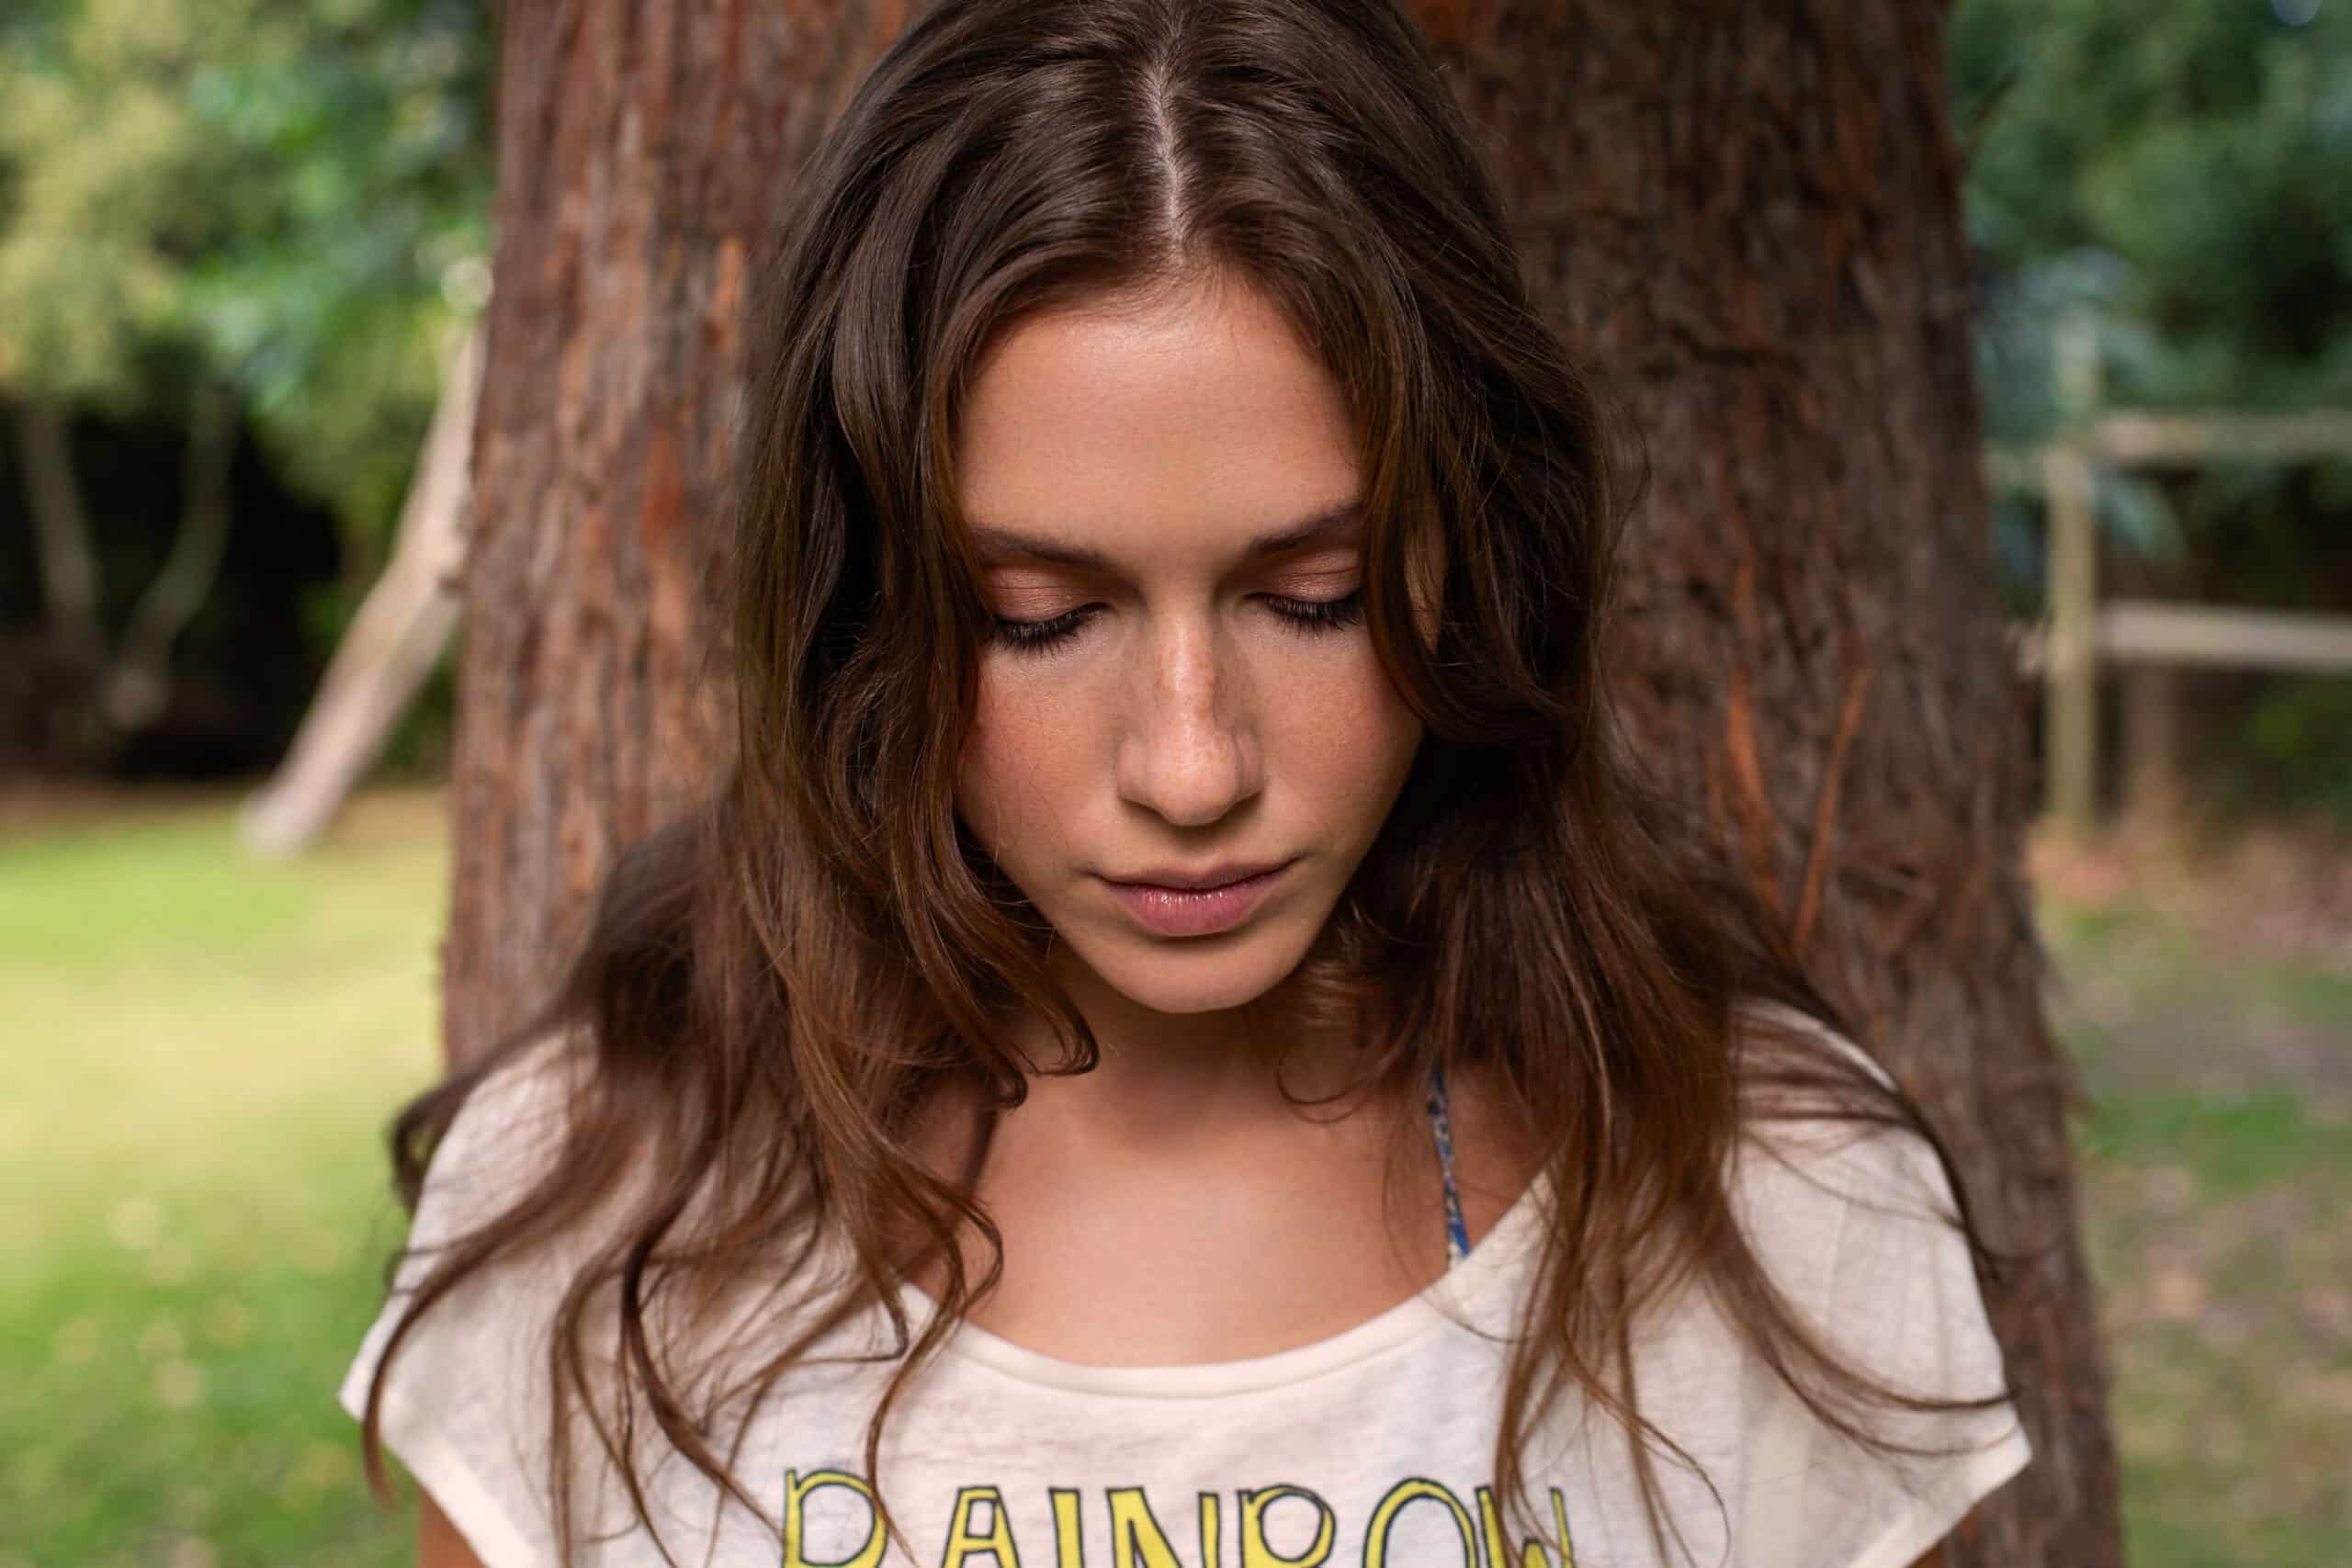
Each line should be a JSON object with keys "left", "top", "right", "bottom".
{"left": 988, "top": 592, "right": 1366, "bottom": 657}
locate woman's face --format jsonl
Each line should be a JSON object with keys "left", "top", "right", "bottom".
{"left": 952, "top": 275, "right": 1426, "bottom": 1019}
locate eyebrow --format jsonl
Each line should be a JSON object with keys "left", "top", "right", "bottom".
{"left": 967, "top": 495, "right": 1366, "bottom": 571}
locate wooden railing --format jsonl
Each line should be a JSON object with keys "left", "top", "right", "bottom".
{"left": 1989, "top": 321, "right": 2352, "bottom": 833}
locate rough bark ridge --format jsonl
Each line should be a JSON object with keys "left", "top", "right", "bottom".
{"left": 1412, "top": 3, "right": 2118, "bottom": 1562}
{"left": 446, "top": 0, "right": 910, "bottom": 1055}
{"left": 450, "top": 2, "right": 2118, "bottom": 1562}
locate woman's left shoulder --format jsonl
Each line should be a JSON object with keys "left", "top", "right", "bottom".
{"left": 1707, "top": 998, "right": 2035, "bottom": 1568}
{"left": 1725, "top": 998, "right": 1961, "bottom": 1228}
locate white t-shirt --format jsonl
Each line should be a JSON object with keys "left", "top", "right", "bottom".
{"left": 338, "top": 1003, "right": 2031, "bottom": 1567}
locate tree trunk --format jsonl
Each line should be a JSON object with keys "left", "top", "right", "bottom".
{"left": 100, "top": 378, "right": 240, "bottom": 736}
{"left": 445, "top": 0, "right": 910, "bottom": 1056}
{"left": 450, "top": 3, "right": 2116, "bottom": 1563}
{"left": 12, "top": 399, "right": 106, "bottom": 677}
{"left": 12, "top": 382, "right": 243, "bottom": 757}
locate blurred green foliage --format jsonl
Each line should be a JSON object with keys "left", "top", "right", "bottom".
{"left": 1955, "top": 0, "right": 2350, "bottom": 437}
{"left": 2205, "top": 672, "right": 2352, "bottom": 822}
{"left": 0, "top": 0, "right": 493, "bottom": 570}
{"left": 1952, "top": 0, "right": 2352, "bottom": 822}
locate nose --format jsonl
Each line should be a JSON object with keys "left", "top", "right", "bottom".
{"left": 1114, "top": 612, "right": 1263, "bottom": 827}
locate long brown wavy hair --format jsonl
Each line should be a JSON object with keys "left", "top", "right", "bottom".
{"left": 354, "top": 1, "right": 2021, "bottom": 1562}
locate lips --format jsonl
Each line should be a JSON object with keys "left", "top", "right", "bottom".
{"left": 1101, "top": 862, "right": 1292, "bottom": 937}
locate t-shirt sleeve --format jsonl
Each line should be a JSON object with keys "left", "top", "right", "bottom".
{"left": 1732, "top": 1103, "right": 2034, "bottom": 1568}
{"left": 336, "top": 1032, "right": 583, "bottom": 1567}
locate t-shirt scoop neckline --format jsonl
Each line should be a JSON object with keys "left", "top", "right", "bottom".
{"left": 889, "top": 1164, "right": 1555, "bottom": 1400}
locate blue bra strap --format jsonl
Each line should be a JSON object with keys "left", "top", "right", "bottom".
{"left": 1425, "top": 1060, "right": 1472, "bottom": 1266}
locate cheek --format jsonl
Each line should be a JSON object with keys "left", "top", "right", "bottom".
{"left": 956, "top": 671, "right": 1087, "bottom": 862}
{"left": 1272, "top": 644, "right": 1424, "bottom": 814}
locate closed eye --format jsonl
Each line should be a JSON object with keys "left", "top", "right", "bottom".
{"left": 986, "top": 592, "right": 1366, "bottom": 658}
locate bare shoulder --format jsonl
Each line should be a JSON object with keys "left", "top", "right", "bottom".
{"left": 418, "top": 1483, "right": 490, "bottom": 1568}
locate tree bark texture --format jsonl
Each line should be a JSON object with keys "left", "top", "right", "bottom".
{"left": 446, "top": 0, "right": 913, "bottom": 1057}
{"left": 448, "top": 3, "right": 2117, "bottom": 1563}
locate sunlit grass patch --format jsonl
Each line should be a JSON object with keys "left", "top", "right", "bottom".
{"left": 1, "top": 787, "right": 447, "bottom": 1568}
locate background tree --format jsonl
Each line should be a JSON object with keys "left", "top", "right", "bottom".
{"left": 446, "top": 4, "right": 2119, "bottom": 1565}
{"left": 0, "top": 0, "right": 492, "bottom": 767}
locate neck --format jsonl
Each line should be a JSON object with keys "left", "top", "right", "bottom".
{"left": 1016, "top": 944, "right": 1396, "bottom": 1136}
{"left": 908, "top": 949, "right": 1416, "bottom": 1198}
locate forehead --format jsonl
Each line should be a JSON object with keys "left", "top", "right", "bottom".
{"left": 952, "top": 280, "right": 1363, "bottom": 565}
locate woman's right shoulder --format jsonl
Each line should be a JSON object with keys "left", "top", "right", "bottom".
{"left": 406, "top": 1025, "right": 591, "bottom": 1253}
{"left": 341, "top": 1026, "right": 607, "bottom": 1568}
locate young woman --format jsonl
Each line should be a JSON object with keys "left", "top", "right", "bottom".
{"left": 343, "top": 2, "right": 2035, "bottom": 1564}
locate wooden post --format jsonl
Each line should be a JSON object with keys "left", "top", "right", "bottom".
{"left": 2120, "top": 663, "right": 2180, "bottom": 829}
{"left": 2043, "top": 316, "right": 2102, "bottom": 837}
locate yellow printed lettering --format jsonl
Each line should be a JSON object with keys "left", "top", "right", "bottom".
{"left": 1238, "top": 1485, "right": 1334, "bottom": 1568}
{"left": 1362, "top": 1478, "right": 1477, "bottom": 1568}
{"left": 1476, "top": 1484, "right": 1578, "bottom": 1568}
{"left": 1051, "top": 1489, "right": 1086, "bottom": 1568}
{"left": 1197, "top": 1494, "right": 1222, "bottom": 1567}
{"left": 942, "top": 1485, "right": 1023, "bottom": 1568}
{"left": 1106, "top": 1486, "right": 1185, "bottom": 1568}
{"left": 782, "top": 1469, "right": 885, "bottom": 1568}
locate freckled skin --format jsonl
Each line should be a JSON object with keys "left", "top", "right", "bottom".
{"left": 952, "top": 274, "right": 1425, "bottom": 1030}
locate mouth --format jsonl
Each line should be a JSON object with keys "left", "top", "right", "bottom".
{"left": 1099, "top": 861, "right": 1294, "bottom": 937}
{"left": 1106, "top": 860, "right": 1288, "bottom": 891}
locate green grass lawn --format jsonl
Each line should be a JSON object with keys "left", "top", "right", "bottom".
{"left": 2042, "top": 893, "right": 2352, "bottom": 1568}
{"left": 2, "top": 788, "right": 447, "bottom": 1568}
{"left": 1, "top": 788, "right": 2345, "bottom": 1565}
